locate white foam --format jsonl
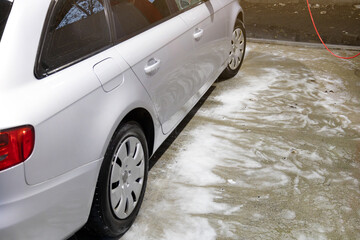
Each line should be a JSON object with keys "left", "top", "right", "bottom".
{"left": 252, "top": 213, "right": 264, "bottom": 220}
{"left": 174, "top": 185, "right": 228, "bottom": 214}
{"left": 217, "top": 220, "right": 237, "bottom": 238}
{"left": 281, "top": 209, "right": 296, "bottom": 220}
{"left": 224, "top": 205, "right": 243, "bottom": 215}
{"left": 162, "top": 217, "right": 216, "bottom": 240}
{"left": 227, "top": 179, "right": 236, "bottom": 184}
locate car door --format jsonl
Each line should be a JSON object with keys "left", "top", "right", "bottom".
{"left": 178, "top": 0, "right": 229, "bottom": 87}
{"left": 109, "top": 0, "right": 197, "bottom": 134}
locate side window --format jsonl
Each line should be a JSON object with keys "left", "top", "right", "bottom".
{"left": 109, "top": 0, "right": 171, "bottom": 41}
{"left": 37, "top": 0, "right": 111, "bottom": 77}
{"left": 0, "top": 0, "right": 13, "bottom": 42}
{"left": 175, "top": 0, "right": 202, "bottom": 11}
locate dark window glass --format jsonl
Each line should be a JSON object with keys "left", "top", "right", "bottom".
{"left": 0, "top": 0, "right": 13, "bottom": 42}
{"left": 109, "top": 0, "right": 171, "bottom": 41}
{"left": 174, "top": 0, "right": 201, "bottom": 11}
{"left": 38, "top": 0, "right": 110, "bottom": 76}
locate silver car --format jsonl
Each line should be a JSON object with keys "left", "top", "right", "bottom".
{"left": 0, "top": 0, "right": 245, "bottom": 239}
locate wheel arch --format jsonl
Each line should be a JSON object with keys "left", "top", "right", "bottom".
{"left": 85, "top": 107, "right": 154, "bottom": 237}
{"left": 228, "top": 2, "right": 244, "bottom": 33}
{"left": 118, "top": 108, "right": 155, "bottom": 157}
{"left": 237, "top": 11, "right": 244, "bottom": 23}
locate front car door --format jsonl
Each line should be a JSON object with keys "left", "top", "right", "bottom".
{"left": 177, "top": 0, "right": 229, "bottom": 87}
{"left": 109, "top": 0, "right": 196, "bottom": 134}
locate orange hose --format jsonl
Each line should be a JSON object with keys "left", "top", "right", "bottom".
{"left": 307, "top": 0, "right": 360, "bottom": 59}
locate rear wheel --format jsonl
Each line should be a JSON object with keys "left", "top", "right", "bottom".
{"left": 219, "top": 19, "right": 246, "bottom": 80}
{"left": 86, "top": 122, "right": 148, "bottom": 238}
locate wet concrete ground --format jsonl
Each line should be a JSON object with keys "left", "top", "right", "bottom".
{"left": 121, "top": 42, "right": 360, "bottom": 240}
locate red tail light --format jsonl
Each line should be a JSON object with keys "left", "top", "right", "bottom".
{"left": 0, "top": 125, "right": 35, "bottom": 171}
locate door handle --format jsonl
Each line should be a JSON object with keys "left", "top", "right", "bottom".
{"left": 193, "top": 28, "right": 204, "bottom": 40}
{"left": 144, "top": 58, "right": 161, "bottom": 75}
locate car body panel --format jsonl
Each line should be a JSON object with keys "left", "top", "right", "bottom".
{"left": 121, "top": 0, "right": 230, "bottom": 134}
{"left": 0, "top": 0, "right": 244, "bottom": 238}
{"left": 0, "top": 1, "right": 159, "bottom": 185}
{"left": 93, "top": 57, "right": 127, "bottom": 93}
{"left": 180, "top": 0, "right": 229, "bottom": 92}
{"left": 116, "top": 15, "right": 196, "bottom": 134}
{"left": 0, "top": 159, "right": 102, "bottom": 240}
{"left": 216, "top": 0, "right": 243, "bottom": 38}
{"left": 23, "top": 55, "right": 159, "bottom": 184}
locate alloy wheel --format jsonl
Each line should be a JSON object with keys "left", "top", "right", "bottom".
{"left": 109, "top": 136, "right": 145, "bottom": 219}
{"left": 229, "top": 27, "right": 245, "bottom": 70}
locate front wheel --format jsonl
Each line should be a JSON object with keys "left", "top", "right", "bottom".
{"left": 219, "top": 19, "right": 246, "bottom": 80}
{"left": 86, "top": 122, "right": 149, "bottom": 238}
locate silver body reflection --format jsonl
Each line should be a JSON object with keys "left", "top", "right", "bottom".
{"left": 0, "top": 0, "right": 243, "bottom": 239}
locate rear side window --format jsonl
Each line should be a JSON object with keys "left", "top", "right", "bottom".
{"left": 36, "top": 0, "right": 111, "bottom": 77}
{"left": 174, "top": 0, "right": 201, "bottom": 11}
{"left": 109, "top": 0, "right": 171, "bottom": 41}
{"left": 0, "top": 0, "right": 13, "bottom": 42}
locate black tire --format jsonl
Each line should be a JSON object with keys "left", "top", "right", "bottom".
{"left": 219, "top": 19, "right": 246, "bottom": 80}
{"left": 86, "top": 122, "right": 149, "bottom": 238}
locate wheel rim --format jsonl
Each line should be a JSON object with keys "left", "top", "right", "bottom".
{"left": 109, "top": 136, "right": 145, "bottom": 219}
{"left": 228, "top": 27, "right": 245, "bottom": 70}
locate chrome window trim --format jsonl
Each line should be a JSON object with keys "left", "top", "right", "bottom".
{"left": 34, "top": 0, "right": 113, "bottom": 79}
{"left": 34, "top": 0, "right": 209, "bottom": 79}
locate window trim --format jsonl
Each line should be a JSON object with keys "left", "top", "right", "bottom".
{"left": 170, "top": 0, "right": 205, "bottom": 15}
{"left": 0, "top": 0, "right": 13, "bottom": 42}
{"left": 34, "top": 0, "right": 114, "bottom": 79}
{"left": 108, "top": 0, "right": 208, "bottom": 46}
{"left": 108, "top": 1, "right": 173, "bottom": 46}
{"left": 34, "top": 0, "right": 209, "bottom": 79}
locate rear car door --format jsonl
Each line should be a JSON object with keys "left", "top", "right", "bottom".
{"left": 109, "top": 0, "right": 196, "bottom": 134}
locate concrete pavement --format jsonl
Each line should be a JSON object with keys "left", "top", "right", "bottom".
{"left": 122, "top": 41, "right": 360, "bottom": 240}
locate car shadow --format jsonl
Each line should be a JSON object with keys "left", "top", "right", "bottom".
{"left": 149, "top": 85, "right": 216, "bottom": 170}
